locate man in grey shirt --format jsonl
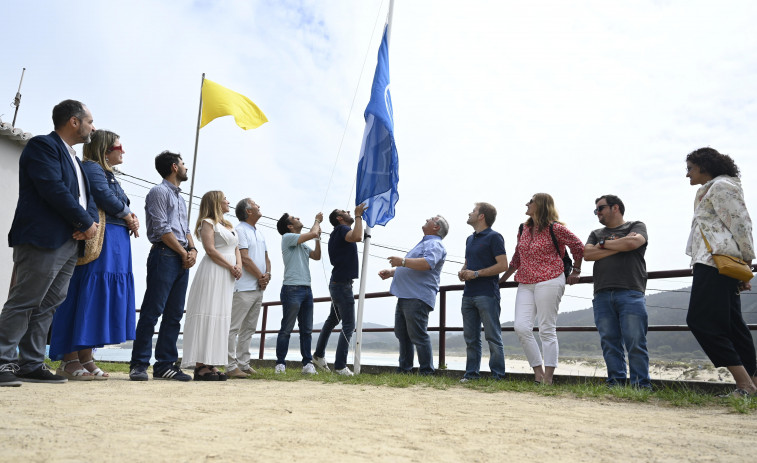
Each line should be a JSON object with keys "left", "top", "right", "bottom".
{"left": 584, "top": 194, "right": 651, "bottom": 389}
{"left": 129, "top": 151, "right": 197, "bottom": 382}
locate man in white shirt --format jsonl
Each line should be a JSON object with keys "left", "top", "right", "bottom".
{"left": 226, "top": 198, "right": 271, "bottom": 378}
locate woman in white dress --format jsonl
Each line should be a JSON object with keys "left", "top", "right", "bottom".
{"left": 181, "top": 191, "right": 242, "bottom": 381}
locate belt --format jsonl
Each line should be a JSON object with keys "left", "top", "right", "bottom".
{"left": 151, "top": 242, "right": 191, "bottom": 253}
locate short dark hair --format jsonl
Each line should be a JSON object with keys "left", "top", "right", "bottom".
{"left": 595, "top": 194, "right": 625, "bottom": 215}
{"left": 235, "top": 198, "right": 251, "bottom": 221}
{"left": 329, "top": 209, "right": 342, "bottom": 227}
{"left": 686, "top": 147, "right": 740, "bottom": 178}
{"left": 52, "top": 99, "right": 86, "bottom": 130}
{"left": 475, "top": 202, "right": 497, "bottom": 227}
{"left": 277, "top": 213, "right": 292, "bottom": 235}
{"left": 154, "top": 151, "right": 182, "bottom": 179}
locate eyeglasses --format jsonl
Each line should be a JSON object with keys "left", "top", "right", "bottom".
{"left": 527, "top": 199, "right": 534, "bottom": 204}
{"left": 107, "top": 145, "right": 124, "bottom": 152}
{"left": 593, "top": 205, "right": 610, "bottom": 215}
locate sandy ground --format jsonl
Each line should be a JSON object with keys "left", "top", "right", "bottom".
{"left": 1, "top": 373, "right": 754, "bottom": 463}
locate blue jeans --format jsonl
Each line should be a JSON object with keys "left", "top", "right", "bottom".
{"left": 314, "top": 281, "right": 355, "bottom": 370}
{"left": 276, "top": 285, "right": 314, "bottom": 366}
{"left": 394, "top": 298, "right": 434, "bottom": 374}
{"left": 592, "top": 289, "right": 650, "bottom": 387}
{"left": 130, "top": 246, "right": 189, "bottom": 371}
{"left": 461, "top": 295, "right": 506, "bottom": 379}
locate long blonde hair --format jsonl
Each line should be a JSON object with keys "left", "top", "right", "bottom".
{"left": 194, "top": 190, "right": 232, "bottom": 238}
{"left": 525, "top": 193, "right": 564, "bottom": 232}
{"left": 83, "top": 130, "right": 119, "bottom": 172}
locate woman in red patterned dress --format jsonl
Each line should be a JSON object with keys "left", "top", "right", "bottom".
{"left": 500, "top": 193, "right": 584, "bottom": 385}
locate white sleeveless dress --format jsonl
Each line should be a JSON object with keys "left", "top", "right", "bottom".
{"left": 181, "top": 219, "right": 238, "bottom": 367}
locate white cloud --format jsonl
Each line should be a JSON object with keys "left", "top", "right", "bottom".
{"left": 2, "top": 0, "right": 757, "bottom": 332}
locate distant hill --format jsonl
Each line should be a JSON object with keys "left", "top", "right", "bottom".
{"left": 498, "top": 287, "right": 757, "bottom": 360}
{"left": 273, "top": 289, "right": 757, "bottom": 361}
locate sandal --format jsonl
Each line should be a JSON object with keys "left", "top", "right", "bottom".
{"left": 80, "top": 360, "right": 109, "bottom": 380}
{"left": 210, "top": 366, "right": 227, "bottom": 382}
{"left": 56, "top": 359, "right": 95, "bottom": 381}
{"left": 193, "top": 365, "right": 218, "bottom": 381}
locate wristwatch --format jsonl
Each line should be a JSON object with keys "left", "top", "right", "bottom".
{"left": 474, "top": 271, "right": 479, "bottom": 278}
{"left": 599, "top": 239, "right": 606, "bottom": 249}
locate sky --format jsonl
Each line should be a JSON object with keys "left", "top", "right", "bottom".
{"left": 2, "top": 0, "right": 757, "bottom": 332}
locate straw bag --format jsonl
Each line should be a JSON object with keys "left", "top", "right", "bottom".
{"left": 77, "top": 209, "right": 106, "bottom": 266}
{"left": 699, "top": 229, "right": 754, "bottom": 282}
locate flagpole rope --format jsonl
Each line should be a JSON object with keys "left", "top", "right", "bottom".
{"left": 319, "top": 0, "right": 386, "bottom": 214}
{"left": 311, "top": 2, "right": 388, "bottom": 354}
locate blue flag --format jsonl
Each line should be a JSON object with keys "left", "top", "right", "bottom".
{"left": 356, "top": 25, "right": 399, "bottom": 227}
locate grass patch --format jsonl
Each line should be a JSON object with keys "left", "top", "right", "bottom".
{"left": 58, "top": 361, "right": 755, "bottom": 413}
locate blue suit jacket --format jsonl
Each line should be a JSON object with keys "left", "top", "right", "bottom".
{"left": 8, "top": 131, "right": 99, "bottom": 249}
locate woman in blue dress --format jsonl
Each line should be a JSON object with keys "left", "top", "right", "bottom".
{"left": 49, "top": 130, "right": 140, "bottom": 380}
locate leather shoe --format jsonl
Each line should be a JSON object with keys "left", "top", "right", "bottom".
{"left": 226, "top": 368, "right": 248, "bottom": 379}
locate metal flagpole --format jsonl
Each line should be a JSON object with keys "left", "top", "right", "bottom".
{"left": 187, "top": 72, "right": 205, "bottom": 224}
{"left": 354, "top": 226, "right": 372, "bottom": 374}
{"left": 354, "top": 0, "right": 395, "bottom": 375}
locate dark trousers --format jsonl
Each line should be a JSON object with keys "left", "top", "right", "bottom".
{"left": 130, "top": 246, "right": 189, "bottom": 371}
{"left": 687, "top": 264, "right": 756, "bottom": 375}
{"left": 314, "top": 281, "right": 356, "bottom": 370}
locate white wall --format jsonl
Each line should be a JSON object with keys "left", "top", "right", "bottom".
{"left": 0, "top": 135, "right": 23, "bottom": 304}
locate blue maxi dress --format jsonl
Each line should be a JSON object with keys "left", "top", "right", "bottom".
{"left": 49, "top": 162, "right": 136, "bottom": 359}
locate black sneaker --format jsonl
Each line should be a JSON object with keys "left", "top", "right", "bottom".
{"left": 153, "top": 365, "right": 191, "bottom": 382}
{"left": 129, "top": 365, "right": 149, "bottom": 381}
{"left": 15, "top": 364, "right": 67, "bottom": 384}
{"left": 0, "top": 364, "right": 21, "bottom": 387}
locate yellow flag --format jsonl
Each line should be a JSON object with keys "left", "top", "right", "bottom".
{"left": 201, "top": 79, "right": 268, "bottom": 130}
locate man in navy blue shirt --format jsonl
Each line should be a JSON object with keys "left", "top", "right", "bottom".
{"left": 313, "top": 202, "right": 367, "bottom": 376}
{"left": 458, "top": 202, "right": 508, "bottom": 381}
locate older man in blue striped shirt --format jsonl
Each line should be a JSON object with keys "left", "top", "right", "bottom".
{"left": 129, "top": 151, "right": 197, "bottom": 382}
{"left": 379, "top": 215, "right": 448, "bottom": 375}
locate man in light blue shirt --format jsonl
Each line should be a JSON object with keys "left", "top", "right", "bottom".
{"left": 130, "top": 151, "right": 196, "bottom": 382}
{"left": 275, "top": 212, "right": 322, "bottom": 374}
{"left": 379, "top": 215, "right": 448, "bottom": 375}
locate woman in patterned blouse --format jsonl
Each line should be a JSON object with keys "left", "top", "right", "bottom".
{"left": 500, "top": 193, "right": 584, "bottom": 385}
{"left": 685, "top": 147, "right": 756, "bottom": 397}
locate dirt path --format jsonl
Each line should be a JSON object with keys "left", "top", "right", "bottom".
{"left": 0, "top": 374, "right": 753, "bottom": 462}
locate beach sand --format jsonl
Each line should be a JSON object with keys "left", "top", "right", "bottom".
{"left": 1, "top": 373, "right": 753, "bottom": 463}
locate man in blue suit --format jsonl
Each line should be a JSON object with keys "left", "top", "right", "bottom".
{"left": 0, "top": 100, "right": 98, "bottom": 387}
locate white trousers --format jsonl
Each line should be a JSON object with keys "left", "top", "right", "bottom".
{"left": 513, "top": 274, "right": 565, "bottom": 368}
{"left": 227, "top": 289, "right": 263, "bottom": 370}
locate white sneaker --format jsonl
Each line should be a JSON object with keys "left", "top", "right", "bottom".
{"left": 302, "top": 363, "right": 318, "bottom": 375}
{"left": 274, "top": 364, "right": 286, "bottom": 374}
{"left": 312, "top": 356, "right": 331, "bottom": 372}
{"left": 335, "top": 367, "right": 354, "bottom": 377}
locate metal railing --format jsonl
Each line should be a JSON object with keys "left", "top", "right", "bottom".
{"left": 251, "top": 267, "right": 757, "bottom": 368}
